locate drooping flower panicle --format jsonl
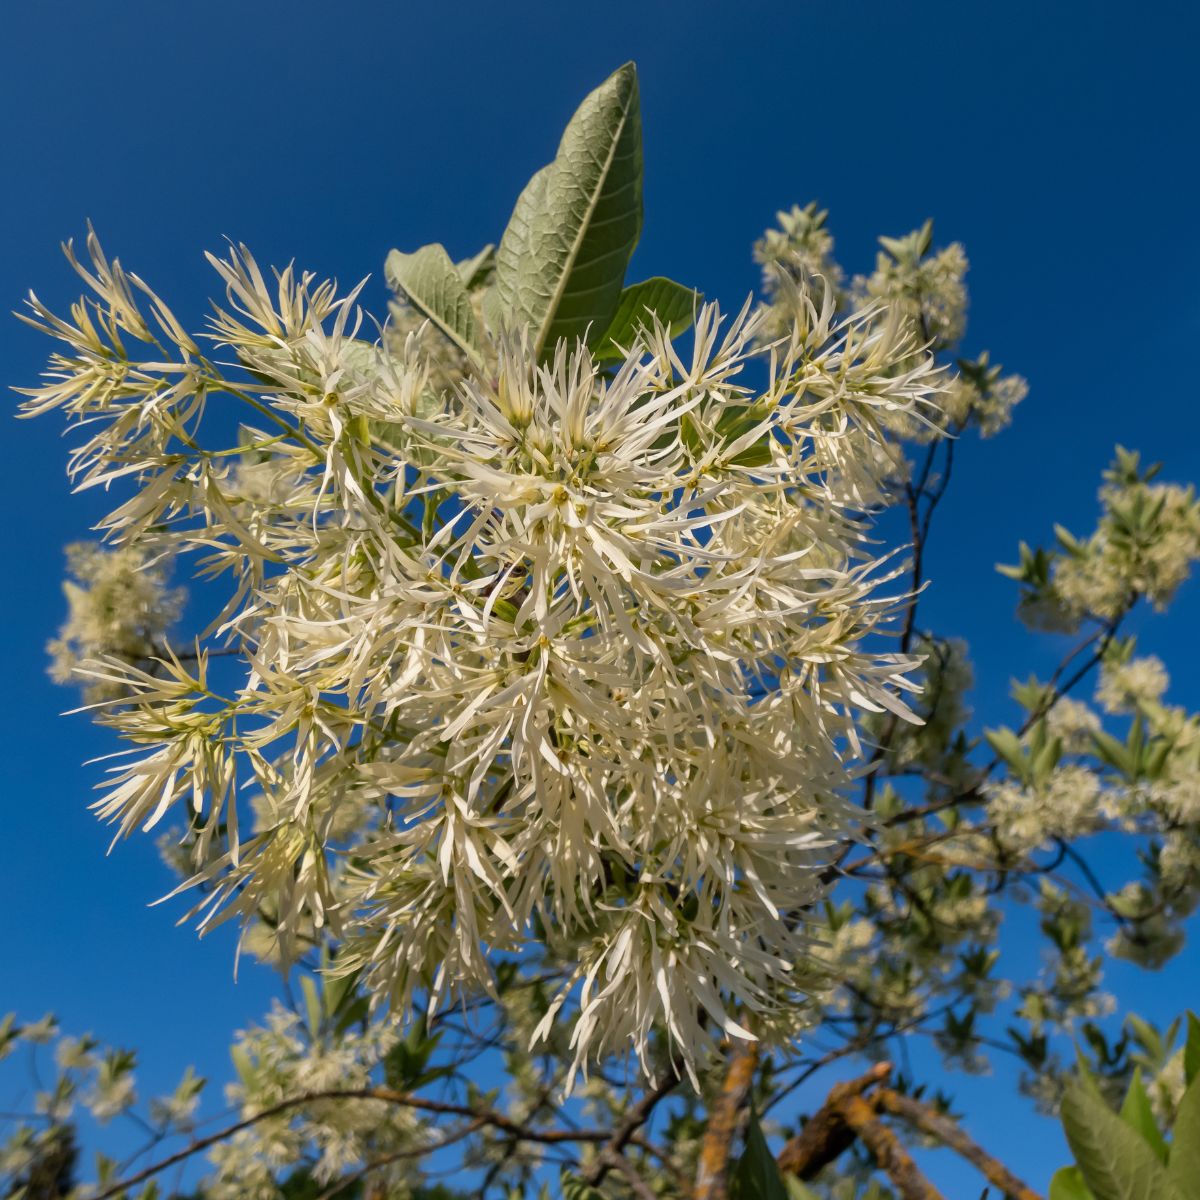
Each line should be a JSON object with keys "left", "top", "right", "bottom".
{"left": 21, "top": 227, "right": 939, "bottom": 1082}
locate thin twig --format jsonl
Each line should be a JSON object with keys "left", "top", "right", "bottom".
{"left": 585, "top": 1070, "right": 681, "bottom": 1187}
{"left": 87, "top": 1086, "right": 619, "bottom": 1200}
{"left": 876, "top": 1089, "right": 1042, "bottom": 1200}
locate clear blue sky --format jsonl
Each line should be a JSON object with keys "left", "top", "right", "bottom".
{"left": 2, "top": 1, "right": 1198, "bottom": 1193}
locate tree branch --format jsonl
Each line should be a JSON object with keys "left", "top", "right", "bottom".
{"left": 875, "top": 1089, "right": 1042, "bottom": 1200}
{"left": 693, "top": 1041, "right": 759, "bottom": 1200}
{"left": 776, "top": 1062, "right": 891, "bottom": 1180}
{"left": 87, "top": 1086, "right": 620, "bottom": 1200}
{"left": 585, "top": 1070, "right": 681, "bottom": 1187}
{"left": 839, "top": 1093, "right": 945, "bottom": 1200}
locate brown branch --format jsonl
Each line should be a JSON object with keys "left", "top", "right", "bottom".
{"left": 882, "top": 612, "right": 1128, "bottom": 834}
{"left": 87, "top": 1086, "right": 617, "bottom": 1200}
{"left": 630, "top": 1131, "right": 692, "bottom": 1194}
{"left": 839, "top": 1094, "right": 945, "bottom": 1200}
{"left": 693, "top": 1041, "right": 759, "bottom": 1200}
{"left": 316, "top": 1117, "right": 487, "bottom": 1200}
{"left": 585, "top": 1070, "right": 681, "bottom": 1187}
{"left": 776, "top": 1062, "right": 891, "bottom": 1179}
{"left": 876, "top": 1089, "right": 1043, "bottom": 1200}
{"left": 600, "top": 1146, "right": 660, "bottom": 1200}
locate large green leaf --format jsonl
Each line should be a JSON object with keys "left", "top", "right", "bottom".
{"left": 1051, "top": 1167, "right": 1096, "bottom": 1200}
{"left": 730, "top": 1107, "right": 789, "bottom": 1200}
{"left": 593, "top": 276, "right": 699, "bottom": 360}
{"left": 489, "top": 62, "right": 643, "bottom": 357}
{"left": 1120, "top": 1070, "right": 1169, "bottom": 1162}
{"left": 385, "top": 243, "right": 482, "bottom": 364}
{"left": 482, "top": 165, "right": 550, "bottom": 334}
{"left": 1060, "top": 1080, "right": 1177, "bottom": 1200}
{"left": 1169, "top": 1074, "right": 1200, "bottom": 1200}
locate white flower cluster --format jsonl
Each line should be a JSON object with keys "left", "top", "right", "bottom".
{"left": 941, "top": 352, "right": 1027, "bottom": 437}
{"left": 755, "top": 211, "right": 1026, "bottom": 469}
{"left": 204, "top": 1004, "right": 416, "bottom": 1196}
{"left": 0, "top": 1006, "right": 416, "bottom": 1200}
{"left": 986, "top": 767, "right": 1107, "bottom": 853}
{"left": 21, "top": 230, "right": 940, "bottom": 1082}
{"left": 854, "top": 222, "right": 969, "bottom": 350}
{"left": 754, "top": 202, "right": 844, "bottom": 328}
{"left": 0, "top": 1013, "right": 147, "bottom": 1149}
{"left": 47, "top": 541, "right": 184, "bottom": 702}
{"left": 1056, "top": 475, "right": 1200, "bottom": 623}
{"left": 1097, "top": 653, "right": 1169, "bottom": 714}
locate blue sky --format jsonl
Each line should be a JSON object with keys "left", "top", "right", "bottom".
{"left": 1, "top": 0, "right": 1198, "bottom": 1193}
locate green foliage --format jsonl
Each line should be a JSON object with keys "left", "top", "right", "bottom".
{"left": 1051, "top": 1166, "right": 1096, "bottom": 1200}
{"left": 1169, "top": 1078, "right": 1200, "bottom": 1200}
{"left": 1057, "top": 1025, "right": 1200, "bottom": 1200}
{"left": 1119, "top": 1071, "right": 1170, "bottom": 1163}
{"left": 1059, "top": 1080, "right": 1172, "bottom": 1200}
{"left": 487, "top": 62, "right": 643, "bottom": 357}
{"left": 385, "top": 242, "right": 483, "bottom": 363}
{"left": 279, "top": 1167, "right": 358, "bottom": 1199}
{"left": 382, "top": 1020, "right": 451, "bottom": 1091}
{"left": 2, "top": 1122, "right": 77, "bottom": 1199}
{"left": 560, "top": 1172, "right": 605, "bottom": 1200}
{"left": 730, "top": 1107, "right": 790, "bottom": 1200}
{"left": 1183, "top": 1014, "right": 1200, "bottom": 1087}
{"left": 592, "top": 276, "right": 699, "bottom": 360}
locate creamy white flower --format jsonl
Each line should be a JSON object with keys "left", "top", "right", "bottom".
{"left": 23, "top": 235, "right": 940, "bottom": 1083}
{"left": 1097, "top": 654, "right": 1169, "bottom": 714}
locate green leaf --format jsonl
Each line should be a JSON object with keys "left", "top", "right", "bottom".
{"left": 230, "top": 1044, "right": 254, "bottom": 1086}
{"left": 1184, "top": 1013, "right": 1200, "bottom": 1086}
{"left": 730, "top": 1107, "right": 789, "bottom": 1200}
{"left": 783, "top": 1178, "right": 821, "bottom": 1200}
{"left": 333, "top": 995, "right": 370, "bottom": 1037}
{"left": 1074, "top": 1044, "right": 1106, "bottom": 1097}
{"left": 560, "top": 1172, "right": 604, "bottom": 1200}
{"left": 489, "top": 61, "right": 643, "bottom": 357}
{"left": 985, "top": 727, "right": 1028, "bottom": 778}
{"left": 300, "top": 974, "right": 322, "bottom": 1039}
{"left": 483, "top": 165, "right": 550, "bottom": 333}
{"left": 322, "top": 967, "right": 359, "bottom": 1025}
{"left": 1093, "top": 729, "right": 1135, "bottom": 777}
{"left": 1128, "top": 1015, "right": 1167, "bottom": 1066}
{"left": 729, "top": 438, "right": 775, "bottom": 468}
{"left": 383, "top": 1022, "right": 445, "bottom": 1090}
{"left": 455, "top": 243, "right": 495, "bottom": 289}
{"left": 1169, "top": 1074, "right": 1200, "bottom": 1200}
{"left": 1060, "top": 1080, "right": 1176, "bottom": 1200}
{"left": 1031, "top": 733, "right": 1064, "bottom": 784}
{"left": 385, "top": 242, "right": 482, "bottom": 364}
{"left": 593, "top": 276, "right": 699, "bottom": 360}
{"left": 1050, "top": 1166, "right": 1096, "bottom": 1200}
{"left": 1120, "top": 1071, "right": 1169, "bottom": 1162}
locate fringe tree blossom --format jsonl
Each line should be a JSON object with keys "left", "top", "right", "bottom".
{"left": 13, "top": 204, "right": 1200, "bottom": 1200}
{"left": 48, "top": 541, "right": 184, "bottom": 703}
{"left": 19, "top": 228, "right": 939, "bottom": 1082}
{"left": 14, "top": 61, "right": 1200, "bottom": 1199}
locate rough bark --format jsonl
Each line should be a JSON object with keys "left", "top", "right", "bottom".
{"left": 693, "top": 1041, "right": 760, "bottom": 1200}
{"left": 839, "top": 1094, "right": 946, "bottom": 1200}
{"left": 776, "top": 1062, "right": 892, "bottom": 1179}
